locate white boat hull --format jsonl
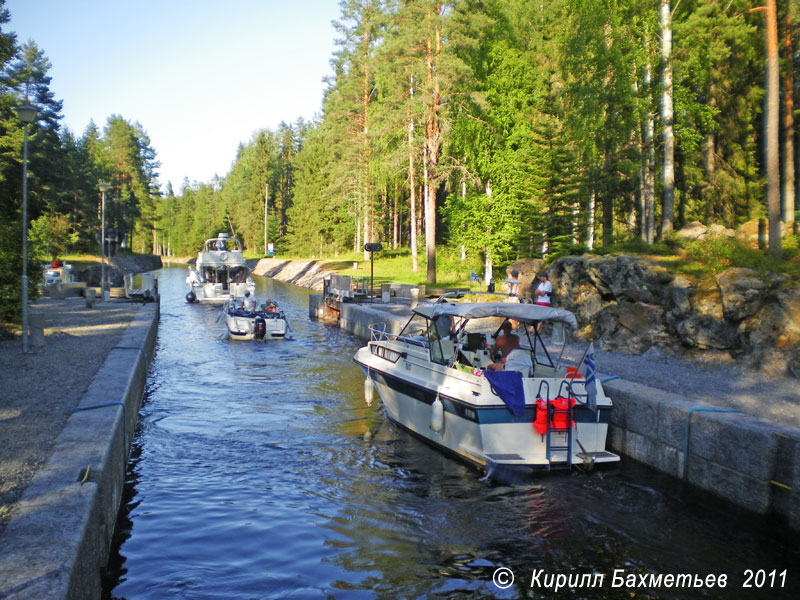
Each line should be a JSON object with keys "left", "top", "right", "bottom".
{"left": 185, "top": 234, "right": 255, "bottom": 303}
{"left": 224, "top": 310, "right": 288, "bottom": 340}
{"left": 355, "top": 343, "right": 619, "bottom": 471}
{"left": 189, "top": 278, "right": 255, "bottom": 304}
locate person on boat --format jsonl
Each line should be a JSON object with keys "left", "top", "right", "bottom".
{"left": 486, "top": 334, "right": 533, "bottom": 376}
{"left": 241, "top": 291, "right": 257, "bottom": 311}
{"left": 493, "top": 321, "right": 519, "bottom": 359}
{"left": 433, "top": 315, "right": 455, "bottom": 340}
{"left": 264, "top": 300, "right": 278, "bottom": 313}
{"left": 214, "top": 237, "right": 226, "bottom": 251}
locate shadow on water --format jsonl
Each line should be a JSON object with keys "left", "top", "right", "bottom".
{"left": 103, "top": 266, "right": 799, "bottom": 599}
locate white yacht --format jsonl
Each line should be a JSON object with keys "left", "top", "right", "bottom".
{"left": 185, "top": 233, "right": 255, "bottom": 303}
{"left": 353, "top": 302, "right": 620, "bottom": 473}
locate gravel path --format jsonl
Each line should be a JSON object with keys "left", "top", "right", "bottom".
{"left": 0, "top": 296, "right": 142, "bottom": 536}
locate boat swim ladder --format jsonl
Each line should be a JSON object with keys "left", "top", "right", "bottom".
{"left": 537, "top": 380, "right": 574, "bottom": 471}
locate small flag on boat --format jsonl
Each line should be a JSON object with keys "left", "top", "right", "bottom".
{"left": 581, "top": 342, "right": 597, "bottom": 411}
{"left": 470, "top": 269, "right": 480, "bottom": 283}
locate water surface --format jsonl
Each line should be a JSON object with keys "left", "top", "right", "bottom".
{"left": 105, "top": 267, "right": 798, "bottom": 599}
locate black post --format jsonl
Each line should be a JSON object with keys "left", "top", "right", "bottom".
{"left": 364, "top": 243, "right": 383, "bottom": 302}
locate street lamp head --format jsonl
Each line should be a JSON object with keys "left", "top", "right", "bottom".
{"left": 97, "top": 181, "right": 110, "bottom": 193}
{"left": 15, "top": 104, "right": 37, "bottom": 124}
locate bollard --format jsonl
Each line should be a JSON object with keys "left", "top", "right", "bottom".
{"left": 85, "top": 287, "right": 96, "bottom": 308}
{"left": 381, "top": 283, "right": 390, "bottom": 303}
{"left": 142, "top": 272, "right": 155, "bottom": 298}
{"left": 28, "top": 311, "right": 45, "bottom": 348}
{"left": 410, "top": 287, "right": 419, "bottom": 309}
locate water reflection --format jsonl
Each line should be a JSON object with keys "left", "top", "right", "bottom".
{"left": 105, "top": 267, "right": 798, "bottom": 599}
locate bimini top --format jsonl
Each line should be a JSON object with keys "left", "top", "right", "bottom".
{"left": 413, "top": 302, "right": 578, "bottom": 329}
{"left": 202, "top": 235, "right": 243, "bottom": 253}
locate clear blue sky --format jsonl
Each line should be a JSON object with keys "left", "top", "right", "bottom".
{"left": 5, "top": 0, "right": 340, "bottom": 190}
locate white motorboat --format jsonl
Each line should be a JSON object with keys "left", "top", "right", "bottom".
{"left": 185, "top": 233, "right": 255, "bottom": 303}
{"left": 353, "top": 302, "right": 620, "bottom": 473}
{"left": 222, "top": 298, "right": 289, "bottom": 340}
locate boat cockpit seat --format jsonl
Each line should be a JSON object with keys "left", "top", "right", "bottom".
{"left": 462, "top": 332, "right": 486, "bottom": 352}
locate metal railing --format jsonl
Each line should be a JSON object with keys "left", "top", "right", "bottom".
{"left": 369, "top": 323, "right": 428, "bottom": 348}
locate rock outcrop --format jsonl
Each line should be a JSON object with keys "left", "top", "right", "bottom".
{"left": 250, "top": 259, "right": 331, "bottom": 291}
{"left": 252, "top": 252, "right": 800, "bottom": 377}
{"left": 508, "top": 254, "right": 800, "bottom": 377}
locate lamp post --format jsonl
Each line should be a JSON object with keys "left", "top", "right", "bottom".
{"left": 16, "top": 103, "right": 37, "bottom": 353}
{"left": 97, "top": 182, "right": 110, "bottom": 300}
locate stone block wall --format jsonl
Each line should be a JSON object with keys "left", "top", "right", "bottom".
{"left": 605, "top": 378, "right": 800, "bottom": 529}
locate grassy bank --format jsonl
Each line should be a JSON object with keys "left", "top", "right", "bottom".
{"left": 246, "top": 233, "right": 800, "bottom": 293}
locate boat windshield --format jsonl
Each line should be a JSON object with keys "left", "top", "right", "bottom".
{"left": 395, "top": 304, "right": 561, "bottom": 370}
{"left": 396, "top": 312, "right": 455, "bottom": 365}
{"left": 204, "top": 237, "right": 242, "bottom": 252}
{"left": 398, "top": 312, "right": 430, "bottom": 344}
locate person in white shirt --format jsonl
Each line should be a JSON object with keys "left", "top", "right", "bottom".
{"left": 241, "top": 291, "right": 257, "bottom": 311}
{"left": 486, "top": 334, "right": 533, "bottom": 376}
{"left": 534, "top": 272, "right": 553, "bottom": 307}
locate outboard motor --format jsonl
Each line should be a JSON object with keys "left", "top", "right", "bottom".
{"left": 185, "top": 291, "right": 196, "bottom": 303}
{"left": 254, "top": 317, "right": 267, "bottom": 340}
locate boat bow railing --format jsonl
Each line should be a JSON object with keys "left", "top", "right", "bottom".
{"left": 368, "top": 323, "right": 427, "bottom": 349}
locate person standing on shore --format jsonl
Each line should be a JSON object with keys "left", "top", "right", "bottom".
{"left": 533, "top": 273, "right": 552, "bottom": 307}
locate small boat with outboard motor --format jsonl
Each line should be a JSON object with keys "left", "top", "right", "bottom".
{"left": 185, "top": 233, "right": 255, "bottom": 303}
{"left": 353, "top": 301, "right": 620, "bottom": 473}
{"left": 221, "top": 296, "right": 290, "bottom": 340}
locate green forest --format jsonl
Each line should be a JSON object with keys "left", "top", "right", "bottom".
{"left": 1, "top": 0, "right": 799, "bottom": 319}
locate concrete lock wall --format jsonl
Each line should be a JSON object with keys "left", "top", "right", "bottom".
{"left": 605, "top": 379, "right": 800, "bottom": 528}
{"left": 338, "top": 302, "right": 407, "bottom": 340}
{"left": 0, "top": 302, "right": 159, "bottom": 600}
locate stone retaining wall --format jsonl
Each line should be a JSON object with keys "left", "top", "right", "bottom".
{"left": 605, "top": 378, "right": 800, "bottom": 528}
{"left": 252, "top": 259, "right": 329, "bottom": 290}
{"left": 0, "top": 302, "right": 159, "bottom": 599}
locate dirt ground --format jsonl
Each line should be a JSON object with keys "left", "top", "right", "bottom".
{"left": 0, "top": 296, "right": 143, "bottom": 535}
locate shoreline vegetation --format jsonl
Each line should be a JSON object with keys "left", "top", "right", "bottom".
{"left": 182, "top": 227, "right": 800, "bottom": 293}
{"left": 36, "top": 224, "right": 800, "bottom": 296}
{"left": 3, "top": 224, "right": 798, "bottom": 377}
{"left": 3, "top": 2, "right": 799, "bottom": 338}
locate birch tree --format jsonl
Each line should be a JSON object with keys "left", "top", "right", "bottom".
{"left": 660, "top": 0, "right": 676, "bottom": 235}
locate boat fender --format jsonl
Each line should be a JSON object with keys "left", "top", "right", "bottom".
{"left": 431, "top": 396, "right": 444, "bottom": 433}
{"left": 534, "top": 397, "right": 548, "bottom": 435}
{"left": 185, "top": 291, "right": 196, "bottom": 303}
{"left": 364, "top": 377, "right": 374, "bottom": 406}
{"left": 254, "top": 317, "right": 267, "bottom": 340}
